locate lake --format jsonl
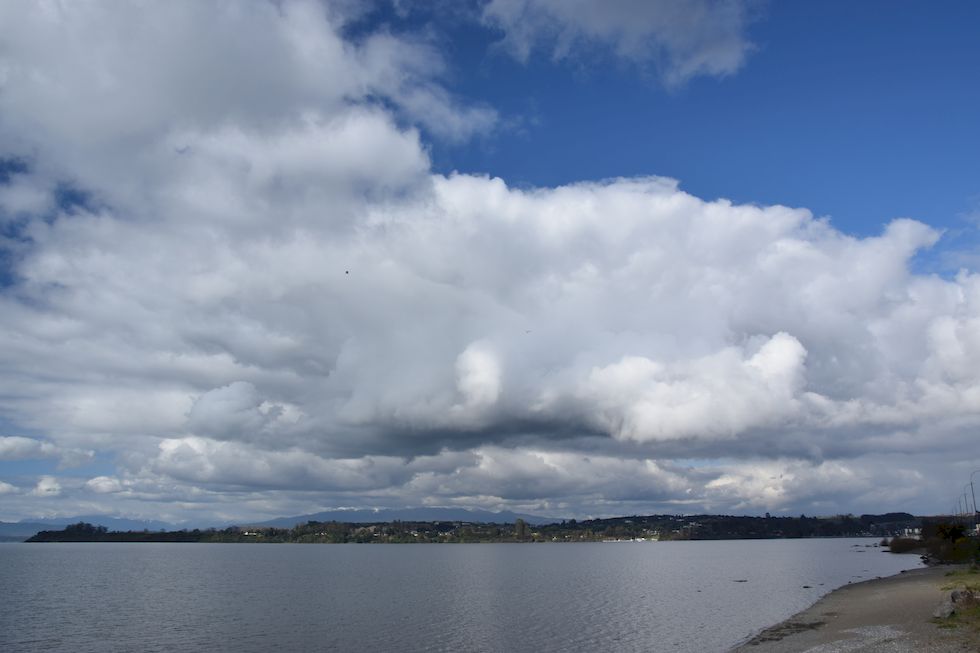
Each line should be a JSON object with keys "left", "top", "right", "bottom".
{"left": 0, "top": 538, "right": 922, "bottom": 652}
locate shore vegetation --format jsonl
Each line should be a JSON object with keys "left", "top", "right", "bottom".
{"left": 27, "top": 512, "right": 924, "bottom": 544}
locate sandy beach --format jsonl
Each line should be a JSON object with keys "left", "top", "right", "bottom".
{"left": 732, "top": 565, "right": 979, "bottom": 652}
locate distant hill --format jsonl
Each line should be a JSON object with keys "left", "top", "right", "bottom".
{"left": 13, "top": 510, "right": 915, "bottom": 538}
{"left": 26, "top": 511, "right": 935, "bottom": 544}
{"left": 859, "top": 512, "right": 916, "bottom": 524}
{"left": 248, "top": 507, "right": 561, "bottom": 528}
{"left": 0, "top": 522, "right": 54, "bottom": 541}
{"left": 6, "top": 510, "right": 557, "bottom": 538}
{"left": 18, "top": 516, "right": 175, "bottom": 533}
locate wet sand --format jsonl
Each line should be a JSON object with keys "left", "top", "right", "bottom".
{"left": 731, "top": 565, "right": 978, "bottom": 652}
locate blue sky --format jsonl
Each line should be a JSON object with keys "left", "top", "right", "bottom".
{"left": 404, "top": 1, "right": 980, "bottom": 241}
{"left": 0, "top": 1, "right": 978, "bottom": 523}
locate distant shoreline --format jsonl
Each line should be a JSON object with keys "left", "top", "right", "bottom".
{"left": 732, "top": 564, "right": 978, "bottom": 651}
{"left": 22, "top": 513, "right": 923, "bottom": 544}
{"left": 21, "top": 538, "right": 887, "bottom": 544}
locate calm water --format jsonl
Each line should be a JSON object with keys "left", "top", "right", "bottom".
{"left": 0, "top": 539, "right": 921, "bottom": 652}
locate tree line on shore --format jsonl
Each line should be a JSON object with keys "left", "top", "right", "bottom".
{"left": 26, "top": 511, "right": 926, "bottom": 544}
{"left": 887, "top": 520, "right": 980, "bottom": 564}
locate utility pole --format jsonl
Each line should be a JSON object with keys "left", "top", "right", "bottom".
{"left": 971, "top": 470, "right": 979, "bottom": 529}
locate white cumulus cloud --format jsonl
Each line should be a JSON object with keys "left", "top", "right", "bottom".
{"left": 0, "top": 0, "right": 977, "bottom": 521}
{"left": 581, "top": 333, "right": 808, "bottom": 442}
{"left": 85, "top": 476, "right": 123, "bottom": 494}
{"left": 0, "top": 436, "right": 93, "bottom": 467}
{"left": 31, "top": 476, "right": 62, "bottom": 497}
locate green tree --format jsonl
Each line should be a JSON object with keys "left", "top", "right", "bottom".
{"left": 515, "top": 518, "right": 528, "bottom": 541}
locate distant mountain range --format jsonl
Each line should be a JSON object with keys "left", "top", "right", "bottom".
{"left": 247, "top": 507, "right": 561, "bottom": 528}
{"left": 0, "top": 516, "right": 176, "bottom": 541}
{"left": 0, "top": 522, "right": 58, "bottom": 541}
{"left": 1, "top": 508, "right": 560, "bottom": 541}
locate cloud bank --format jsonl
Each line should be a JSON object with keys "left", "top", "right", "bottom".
{"left": 0, "top": 0, "right": 977, "bottom": 522}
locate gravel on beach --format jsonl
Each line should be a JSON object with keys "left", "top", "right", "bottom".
{"left": 731, "top": 565, "right": 979, "bottom": 652}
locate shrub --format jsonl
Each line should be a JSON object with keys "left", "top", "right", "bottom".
{"left": 888, "top": 537, "right": 923, "bottom": 553}
{"left": 926, "top": 536, "right": 979, "bottom": 563}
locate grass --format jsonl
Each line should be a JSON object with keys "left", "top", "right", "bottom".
{"left": 933, "top": 603, "right": 980, "bottom": 633}
{"left": 936, "top": 566, "right": 980, "bottom": 636}
{"left": 942, "top": 565, "right": 979, "bottom": 590}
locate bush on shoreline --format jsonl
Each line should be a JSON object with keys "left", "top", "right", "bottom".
{"left": 914, "top": 521, "right": 980, "bottom": 564}
{"left": 887, "top": 536, "right": 924, "bottom": 553}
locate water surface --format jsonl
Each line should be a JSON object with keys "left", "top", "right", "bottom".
{"left": 0, "top": 538, "right": 922, "bottom": 652}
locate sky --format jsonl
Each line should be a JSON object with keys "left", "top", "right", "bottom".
{"left": 1, "top": 0, "right": 979, "bottom": 524}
